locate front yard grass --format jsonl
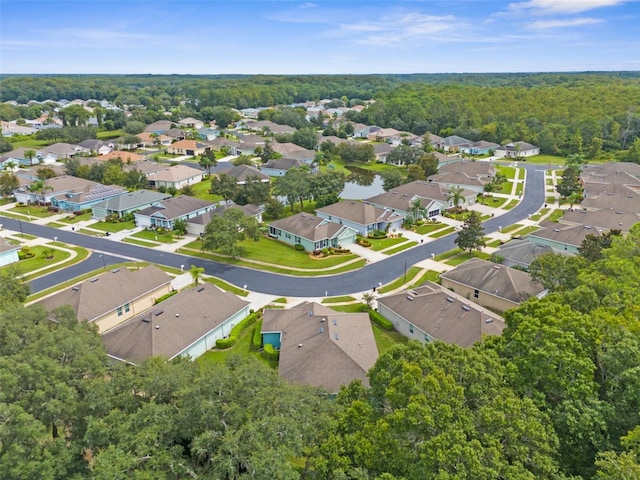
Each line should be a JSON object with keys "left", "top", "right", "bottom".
{"left": 547, "top": 209, "right": 565, "bottom": 222}
{"left": 530, "top": 208, "right": 550, "bottom": 221}
{"left": 497, "top": 166, "right": 516, "bottom": 180}
{"left": 367, "top": 236, "right": 407, "bottom": 251}
{"left": 123, "top": 237, "right": 158, "bottom": 247}
{"left": 59, "top": 212, "right": 92, "bottom": 224}
{"left": 434, "top": 248, "right": 462, "bottom": 261}
{"left": 501, "top": 223, "right": 522, "bottom": 234}
{"left": 513, "top": 225, "right": 539, "bottom": 236}
{"left": 383, "top": 241, "right": 418, "bottom": 255}
{"left": 12, "top": 246, "right": 71, "bottom": 275}
{"left": 413, "top": 222, "right": 445, "bottom": 235}
{"left": 203, "top": 277, "right": 249, "bottom": 297}
{"left": 429, "top": 226, "right": 456, "bottom": 238}
{"left": 20, "top": 245, "right": 90, "bottom": 281}
{"left": 322, "top": 295, "right": 356, "bottom": 304}
{"left": 8, "top": 205, "right": 53, "bottom": 218}
{"left": 445, "top": 250, "right": 491, "bottom": 266}
{"left": 89, "top": 220, "right": 136, "bottom": 233}
{"left": 411, "top": 269, "right": 440, "bottom": 287}
{"left": 502, "top": 199, "right": 519, "bottom": 210}
{"left": 477, "top": 195, "right": 506, "bottom": 208}
{"left": 378, "top": 266, "right": 422, "bottom": 294}
{"left": 131, "top": 229, "right": 176, "bottom": 243}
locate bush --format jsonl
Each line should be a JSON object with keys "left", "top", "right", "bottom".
{"left": 252, "top": 319, "right": 263, "bottom": 350}
{"left": 294, "top": 243, "right": 305, "bottom": 251}
{"left": 261, "top": 343, "right": 279, "bottom": 362}
{"left": 332, "top": 247, "right": 351, "bottom": 254}
{"left": 18, "top": 247, "right": 35, "bottom": 260}
{"left": 357, "top": 238, "right": 372, "bottom": 247}
{"left": 154, "top": 290, "right": 178, "bottom": 305}
{"left": 369, "top": 309, "right": 394, "bottom": 331}
{"left": 321, "top": 247, "right": 330, "bottom": 256}
{"left": 215, "top": 311, "right": 259, "bottom": 349}
{"left": 367, "top": 230, "right": 387, "bottom": 239}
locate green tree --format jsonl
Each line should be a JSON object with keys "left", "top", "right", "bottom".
{"left": 556, "top": 164, "right": 582, "bottom": 198}
{"left": 380, "top": 169, "right": 405, "bottom": 191}
{"left": 173, "top": 218, "right": 187, "bottom": 237}
{"left": 529, "top": 252, "right": 585, "bottom": 292}
{"left": 578, "top": 229, "right": 622, "bottom": 262}
{"left": 202, "top": 208, "right": 260, "bottom": 259}
{"left": 264, "top": 197, "right": 284, "bottom": 219}
{"left": 210, "top": 173, "right": 239, "bottom": 202}
{"left": 198, "top": 150, "right": 217, "bottom": 176}
{"left": 234, "top": 175, "right": 270, "bottom": 206}
{"left": 454, "top": 211, "right": 485, "bottom": 252}
{"left": 272, "top": 166, "right": 311, "bottom": 211}
{"left": 291, "top": 127, "right": 318, "bottom": 150}
{"left": 0, "top": 171, "right": 19, "bottom": 197}
{"left": 447, "top": 185, "right": 466, "bottom": 211}
{"left": 189, "top": 264, "right": 204, "bottom": 285}
{"left": 0, "top": 265, "right": 30, "bottom": 306}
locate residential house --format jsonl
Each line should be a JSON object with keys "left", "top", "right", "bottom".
{"left": 580, "top": 183, "right": 640, "bottom": 214}
{"left": 316, "top": 200, "right": 403, "bottom": 236}
{"left": 145, "top": 120, "right": 173, "bottom": 134}
{"left": 0, "top": 239, "right": 20, "bottom": 267}
{"left": 365, "top": 180, "right": 476, "bottom": 219}
{"left": 14, "top": 175, "right": 125, "bottom": 209}
{"left": 206, "top": 137, "right": 241, "bottom": 155}
{"left": 581, "top": 162, "right": 640, "bottom": 187}
{"left": 494, "top": 238, "right": 569, "bottom": 269}
{"left": 261, "top": 301, "right": 378, "bottom": 392}
{"left": 526, "top": 221, "right": 605, "bottom": 254}
{"left": 196, "top": 127, "right": 221, "bottom": 141}
{"left": 102, "top": 283, "right": 250, "bottom": 365}
{"left": 268, "top": 212, "right": 357, "bottom": 251}
{"left": 146, "top": 164, "right": 203, "bottom": 190}
{"left": 77, "top": 139, "right": 112, "bottom": 155}
{"left": 218, "top": 164, "right": 270, "bottom": 185}
{"left": 368, "top": 127, "right": 402, "bottom": 143}
{"left": 166, "top": 139, "right": 209, "bottom": 157}
{"left": 1, "top": 148, "right": 57, "bottom": 167}
{"left": 261, "top": 158, "right": 305, "bottom": 176}
{"left": 424, "top": 132, "right": 444, "bottom": 149}
{"left": 165, "top": 128, "right": 186, "bottom": 141}
{"left": 37, "top": 265, "right": 173, "bottom": 333}
{"left": 459, "top": 140, "right": 501, "bottom": 156}
{"left": 377, "top": 283, "right": 506, "bottom": 347}
{"left": 317, "top": 135, "right": 352, "bottom": 148}
{"left": 271, "top": 143, "right": 315, "bottom": 164}
{"left": 352, "top": 123, "right": 372, "bottom": 139}
{"left": 41, "top": 142, "right": 87, "bottom": 160}
{"left": 178, "top": 117, "right": 204, "bottom": 129}
{"left": 244, "top": 120, "right": 297, "bottom": 135}
{"left": 99, "top": 150, "right": 147, "bottom": 163}
{"left": 134, "top": 195, "right": 215, "bottom": 230}
{"left": 436, "top": 135, "right": 472, "bottom": 152}
{"left": 439, "top": 258, "right": 546, "bottom": 313}
{"left": 123, "top": 161, "right": 169, "bottom": 176}
{"left": 494, "top": 141, "right": 540, "bottom": 158}
{"left": 373, "top": 143, "right": 394, "bottom": 163}
{"left": 558, "top": 208, "right": 639, "bottom": 234}
{"left": 0, "top": 122, "right": 37, "bottom": 137}
{"left": 136, "top": 131, "right": 172, "bottom": 147}
{"left": 91, "top": 189, "right": 172, "bottom": 220}
{"left": 186, "top": 202, "right": 262, "bottom": 236}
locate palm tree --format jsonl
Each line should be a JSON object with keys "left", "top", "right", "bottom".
{"left": 189, "top": 264, "right": 205, "bottom": 286}
{"left": 24, "top": 149, "right": 37, "bottom": 165}
{"left": 199, "top": 150, "right": 217, "bottom": 177}
{"left": 408, "top": 198, "right": 427, "bottom": 222}
{"left": 447, "top": 186, "right": 465, "bottom": 212}
{"left": 362, "top": 291, "right": 376, "bottom": 308}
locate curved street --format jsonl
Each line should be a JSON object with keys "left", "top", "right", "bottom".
{"left": 2, "top": 163, "right": 547, "bottom": 297}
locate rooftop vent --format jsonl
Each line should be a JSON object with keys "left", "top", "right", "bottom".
{"left": 319, "top": 327, "right": 324, "bottom": 334}
{"left": 406, "top": 295, "right": 414, "bottom": 301}
{"left": 462, "top": 305, "right": 471, "bottom": 311}
{"left": 553, "top": 228, "right": 560, "bottom": 232}
{"left": 155, "top": 325, "right": 160, "bottom": 329}
{"left": 197, "top": 286, "right": 204, "bottom": 292}
{"left": 492, "top": 265, "right": 501, "bottom": 269}
{"left": 154, "top": 310, "right": 164, "bottom": 316}
{"left": 111, "top": 268, "right": 119, "bottom": 273}
{"left": 334, "top": 333, "right": 339, "bottom": 341}
{"left": 446, "top": 296, "right": 454, "bottom": 303}
{"left": 333, "top": 319, "right": 337, "bottom": 325}
{"left": 72, "top": 286, "right": 80, "bottom": 291}
{"left": 142, "top": 318, "right": 150, "bottom": 323}
{"left": 90, "top": 277, "right": 99, "bottom": 283}
{"left": 485, "top": 318, "right": 494, "bottom": 323}
{"left": 175, "top": 313, "right": 180, "bottom": 317}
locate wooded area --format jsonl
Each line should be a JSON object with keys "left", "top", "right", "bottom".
{"left": 2, "top": 225, "right": 640, "bottom": 479}
{"left": 2, "top": 73, "right": 640, "bottom": 158}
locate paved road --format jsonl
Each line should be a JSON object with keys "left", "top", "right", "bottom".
{"left": 2, "top": 163, "right": 546, "bottom": 297}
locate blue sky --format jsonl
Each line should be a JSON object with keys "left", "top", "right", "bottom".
{"left": 1, "top": 0, "right": 639, "bottom": 74}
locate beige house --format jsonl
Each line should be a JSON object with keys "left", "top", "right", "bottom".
{"left": 166, "top": 139, "right": 210, "bottom": 156}
{"left": 377, "top": 283, "right": 505, "bottom": 347}
{"left": 439, "top": 258, "right": 546, "bottom": 313}
{"left": 261, "top": 301, "right": 378, "bottom": 393}
{"left": 146, "top": 164, "right": 204, "bottom": 190}
{"left": 37, "top": 265, "right": 173, "bottom": 333}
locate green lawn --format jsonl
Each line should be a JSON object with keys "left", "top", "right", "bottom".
{"left": 434, "top": 248, "right": 462, "bottom": 261}
{"left": 131, "top": 229, "right": 176, "bottom": 243}
{"left": 498, "top": 181, "right": 514, "bottom": 195}
{"left": 477, "top": 196, "right": 506, "bottom": 208}
{"left": 445, "top": 250, "right": 490, "bottom": 266}
{"left": 97, "top": 129, "right": 125, "bottom": 140}
{"left": 547, "top": 209, "right": 565, "bottom": 222}
{"left": 123, "top": 237, "right": 158, "bottom": 247}
{"left": 88, "top": 220, "right": 136, "bottom": 233}
{"left": 546, "top": 196, "right": 557, "bottom": 204}
{"left": 502, "top": 199, "right": 519, "bottom": 210}
{"left": 322, "top": 295, "right": 356, "bottom": 304}
{"left": 485, "top": 239, "right": 502, "bottom": 248}
{"left": 202, "top": 277, "right": 249, "bottom": 296}
{"left": 524, "top": 154, "right": 566, "bottom": 165}
{"left": 383, "top": 241, "right": 418, "bottom": 255}
{"left": 10, "top": 246, "right": 71, "bottom": 275}
{"left": 47, "top": 221, "right": 66, "bottom": 228}
{"left": 20, "top": 245, "right": 90, "bottom": 281}
{"left": 196, "top": 323, "right": 276, "bottom": 369}
{"left": 378, "top": 266, "right": 422, "bottom": 294}
{"left": 530, "top": 208, "right": 550, "bottom": 221}
{"left": 515, "top": 182, "right": 524, "bottom": 196}
{"left": 191, "top": 179, "right": 224, "bottom": 202}
{"left": 497, "top": 166, "right": 516, "bottom": 180}
{"left": 410, "top": 269, "right": 440, "bottom": 287}
{"left": 8, "top": 205, "right": 53, "bottom": 218}
{"left": 429, "top": 226, "right": 456, "bottom": 238}
{"left": 501, "top": 223, "right": 523, "bottom": 234}
{"left": 514, "top": 225, "right": 540, "bottom": 236}
{"left": 413, "top": 222, "right": 445, "bottom": 235}
{"left": 371, "top": 322, "right": 409, "bottom": 354}
{"left": 272, "top": 297, "right": 287, "bottom": 304}
{"left": 59, "top": 212, "right": 92, "bottom": 224}
{"left": 368, "top": 236, "right": 407, "bottom": 251}
{"left": 78, "top": 228, "right": 107, "bottom": 237}
{"left": 5, "top": 136, "right": 50, "bottom": 149}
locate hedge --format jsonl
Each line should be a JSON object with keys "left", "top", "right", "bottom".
{"left": 252, "top": 319, "right": 263, "bottom": 350}
{"left": 215, "top": 312, "right": 259, "bottom": 349}
{"left": 369, "top": 309, "right": 394, "bottom": 331}
{"left": 154, "top": 290, "right": 178, "bottom": 305}
{"left": 261, "top": 343, "right": 279, "bottom": 362}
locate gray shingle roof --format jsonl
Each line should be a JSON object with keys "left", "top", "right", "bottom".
{"left": 91, "top": 189, "right": 171, "bottom": 212}
{"left": 102, "top": 283, "right": 249, "bottom": 365}
{"left": 136, "top": 195, "right": 214, "bottom": 220}
{"left": 262, "top": 301, "right": 378, "bottom": 392}
{"left": 269, "top": 213, "right": 350, "bottom": 242}
{"left": 316, "top": 200, "right": 402, "bottom": 226}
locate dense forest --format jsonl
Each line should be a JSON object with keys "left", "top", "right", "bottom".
{"left": 2, "top": 223, "right": 640, "bottom": 479}
{"left": 2, "top": 73, "right": 640, "bottom": 157}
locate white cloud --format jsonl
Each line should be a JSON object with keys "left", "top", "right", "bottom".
{"left": 508, "top": 0, "right": 626, "bottom": 14}
{"left": 299, "top": 2, "right": 316, "bottom": 8}
{"left": 529, "top": 17, "right": 604, "bottom": 29}
{"left": 336, "top": 12, "right": 462, "bottom": 46}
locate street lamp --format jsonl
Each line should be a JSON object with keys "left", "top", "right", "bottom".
{"left": 100, "top": 251, "right": 106, "bottom": 269}
{"left": 200, "top": 232, "right": 205, "bottom": 251}
{"left": 53, "top": 236, "right": 57, "bottom": 243}
{"left": 18, "top": 220, "right": 24, "bottom": 237}
{"left": 403, "top": 259, "right": 407, "bottom": 284}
